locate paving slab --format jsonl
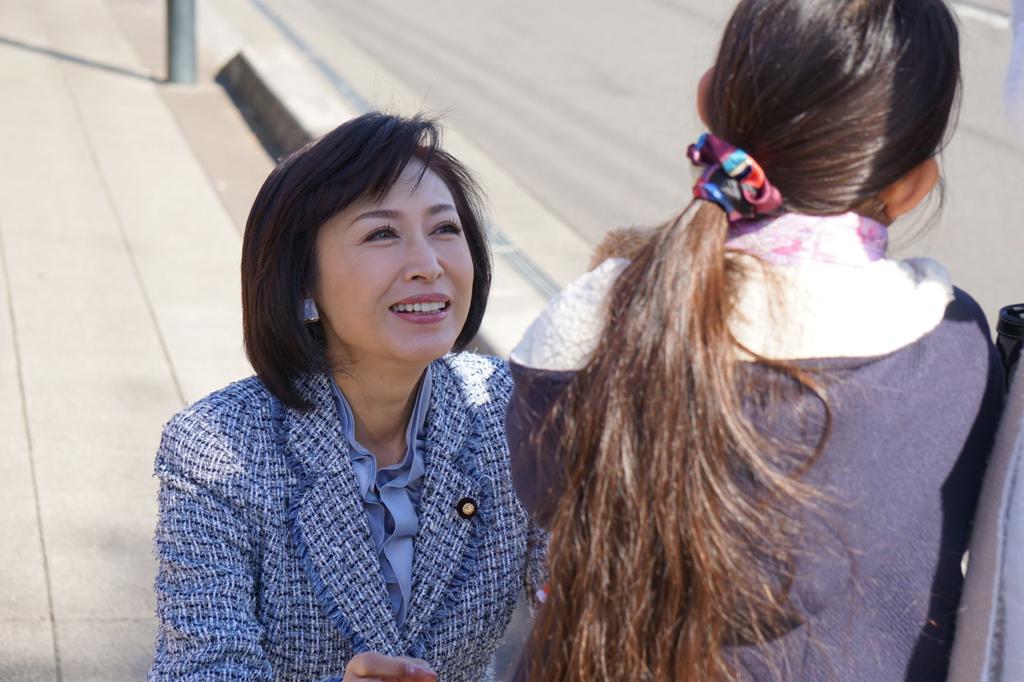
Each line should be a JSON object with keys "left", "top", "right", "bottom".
{"left": 43, "top": 493, "right": 158, "bottom": 621}
{"left": 102, "top": 0, "right": 274, "bottom": 230}
{"left": 0, "top": 497, "right": 50, "bottom": 620}
{"left": 2, "top": 181, "right": 180, "bottom": 465}
{"left": 0, "top": 0, "right": 266, "bottom": 678}
{"left": 0, "top": 620, "right": 58, "bottom": 682}
{"left": 41, "top": 0, "right": 250, "bottom": 403}
{"left": 56, "top": 618, "right": 155, "bottom": 682}
{"left": 0, "top": 6, "right": 60, "bottom": 674}
{"left": 154, "top": 84, "right": 276, "bottom": 229}
{"left": 31, "top": 441, "right": 158, "bottom": 500}
{"left": 0, "top": 3, "right": 183, "bottom": 438}
{"left": 0, "top": 229, "right": 32, "bottom": 502}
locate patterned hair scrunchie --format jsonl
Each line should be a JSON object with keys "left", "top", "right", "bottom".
{"left": 687, "top": 133, "right": 783, "bottom": 222}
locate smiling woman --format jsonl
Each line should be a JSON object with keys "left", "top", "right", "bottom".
{"left": 314, "top": 160, "right": 476, "bottom": 436}
{"left": 149, "top": 113, "right": 546, "bottom": 682}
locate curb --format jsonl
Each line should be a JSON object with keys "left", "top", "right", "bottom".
{"left": 201, "top": 0, "right": 592, "bottom": 357}
{"left": 202, "top": 0, "right": 360, "bottom": 154}
{"left": 214, "top": 41, "right": 360, "bottom": 157}
{"left": 217, "top": 50, "right": 310, "bottom": 157}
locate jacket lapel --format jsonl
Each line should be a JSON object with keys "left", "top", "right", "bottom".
{"left": 400, "top": 360, "right": 487, "bottom": 655}
{"left": 281, "top": 372, "right": 402, "bottom": 655}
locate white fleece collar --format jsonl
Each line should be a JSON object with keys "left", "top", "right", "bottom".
{"left": 510, "top": 255, "right": 954, "bottom": 372}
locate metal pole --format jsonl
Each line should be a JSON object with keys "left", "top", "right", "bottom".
{"left": 167, "top": 0, "right": 196, "bottom": 84}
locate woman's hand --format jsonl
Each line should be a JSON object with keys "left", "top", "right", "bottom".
{"left": 342, "top": 652, "right": 437, "bottom": 682}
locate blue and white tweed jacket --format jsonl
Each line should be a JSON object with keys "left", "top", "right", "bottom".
{"left": 150, "top": 353, "right": 545, "bottom": 681}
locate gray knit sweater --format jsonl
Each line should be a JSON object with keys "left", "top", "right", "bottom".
{"left": 150, "top": 353, "right": 545, "bottom": 681}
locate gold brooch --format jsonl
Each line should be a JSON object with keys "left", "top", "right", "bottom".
{"left": 456, "top": 497, "right": 478, "bottom": 519}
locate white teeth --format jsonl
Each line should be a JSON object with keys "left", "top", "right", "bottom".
{"left": 392, "top": 301, "right": 446, "bottom": 313}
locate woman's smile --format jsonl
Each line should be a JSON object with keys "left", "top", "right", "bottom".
{"left": 389, "top": 293, "right": 452, "bottom": 324}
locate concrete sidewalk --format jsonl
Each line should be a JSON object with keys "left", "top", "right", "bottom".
{"left": 0, "top": 0, "right": 263, "bottom": 678}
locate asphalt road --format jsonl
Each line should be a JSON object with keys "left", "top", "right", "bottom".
{"left": 268, "top": 0, "right": 1021, "bottom": 319}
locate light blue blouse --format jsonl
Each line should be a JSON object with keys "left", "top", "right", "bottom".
{"left": 329, "top": 367, "right": 432, "bottom": 627}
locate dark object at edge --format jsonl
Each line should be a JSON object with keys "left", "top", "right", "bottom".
{"left": 997, "top": 304, "right": 1024, "bottom": 387}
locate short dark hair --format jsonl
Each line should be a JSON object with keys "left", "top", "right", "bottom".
{"left": 241, "top": 112, "right": 492, "bottom": 409}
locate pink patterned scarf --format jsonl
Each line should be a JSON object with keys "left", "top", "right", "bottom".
{"left": 725, "top": 212, "right": 888, "bottom": 267}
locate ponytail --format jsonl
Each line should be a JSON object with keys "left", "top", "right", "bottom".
{"left": 525, "top": 202, "right": 829, "bottom": 681}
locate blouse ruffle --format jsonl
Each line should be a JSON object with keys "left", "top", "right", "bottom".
{"left": 330, "top": 366, "right": 432, "bottom": 626}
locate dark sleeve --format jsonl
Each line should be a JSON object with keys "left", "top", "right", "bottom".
{"left": 507, "top": 362, "right": 577, "bottom": 531}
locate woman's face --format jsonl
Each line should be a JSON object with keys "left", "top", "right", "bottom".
{"left": 313, "top": 160, "right": 475, "bottom": 372}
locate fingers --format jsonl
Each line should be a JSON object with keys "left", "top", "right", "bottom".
{"left": 344, "top": 652, "right": 437, "bottom": 681}
{"left": 395, "top": 657, "right": 436, "bottom": 681}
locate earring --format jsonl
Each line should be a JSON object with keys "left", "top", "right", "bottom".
{"left": 302, "top": 298, "right": 320, "bottom": 323}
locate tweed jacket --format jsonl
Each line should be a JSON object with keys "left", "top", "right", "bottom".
{"left": 150, "top": 353, "right": 546, "bottom": 682}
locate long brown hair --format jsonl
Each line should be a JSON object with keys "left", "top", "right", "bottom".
{"left": 525, "top": 1, "right": 960, "bottom": 679}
